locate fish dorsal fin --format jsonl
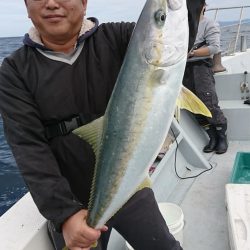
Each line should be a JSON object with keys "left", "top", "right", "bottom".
{"left": 73, "top": 116, "right": 104, "bottom": 157}
{"left": 176, "top": 85, "right": 212, "bottom": 119}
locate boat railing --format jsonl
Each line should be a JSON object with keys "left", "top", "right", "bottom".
{"left": 206, "top": 5, "right": 250, "bottom": 55}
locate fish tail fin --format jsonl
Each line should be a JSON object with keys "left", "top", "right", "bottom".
{"left": 176, "top": 85, "right": 212, "bottom": 118}
{"left": 73, "top": 116, "right": 104, "bottom": 218}
{"left": 72, "top": 116, "right": 104, "bottom": 157}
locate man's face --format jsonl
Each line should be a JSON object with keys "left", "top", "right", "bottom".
{"left": 25, "top": 0, "right": 87, "bottom": 41}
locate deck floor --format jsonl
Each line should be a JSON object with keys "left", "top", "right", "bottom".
{"left": 181, "top": 140, "right": 250, "bottom": 250}
{"left": 108, "top": 141, "right": 250, "bottom": 250}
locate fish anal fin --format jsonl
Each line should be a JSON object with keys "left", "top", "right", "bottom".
{"left": 177, "top": 85, "right": 212, "bottom": 118}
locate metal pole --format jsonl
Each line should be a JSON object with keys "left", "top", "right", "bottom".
{"left": 240, "top": 35, "right": 247, "bottom": 52}
{"left": 233, "top": 7, "right": 244, "bottom": 54}
{"left": 214, "top": 9, "right": 219, "bottom": 21}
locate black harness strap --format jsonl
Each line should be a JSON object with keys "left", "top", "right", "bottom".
{"left": 44, "top": 113, "right": 100, "bottom": 140}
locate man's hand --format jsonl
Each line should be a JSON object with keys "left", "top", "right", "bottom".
{"left": 62, "top": 209, "right": 108, "bottom": 250}
{"left": 187, "top": 50, "right": 195, "bottom": 58}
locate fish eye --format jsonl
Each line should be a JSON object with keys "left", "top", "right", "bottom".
{"left": 155, "top": 9, "right": 166, "bottom": 25}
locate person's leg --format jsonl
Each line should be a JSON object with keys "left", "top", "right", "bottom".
{"left": 195, "top": 114, "right": 217, "bottom": 153}
{"left": 47, "top": 221, "right": 66, "bottom": 250}
{"left": 202, "top": 124, "right": 217, "bottom": 153}
{"left": 214, "top": 123, "right": 228, "bottom": 154}
{"left": 193, "top": 62, "right": 228, "bottom": 154}
{"left": 109, "top": 188, "right": 182, "bottom": 250}
{"left": 96, "top": 221, "right": 113, "bottom": 250}
{"left": 182, "top": 63, "right": 195, "bottom": 92}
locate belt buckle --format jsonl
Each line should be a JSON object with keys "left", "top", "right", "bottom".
{"left": 60, "top": 118, "right": 78, "bottom": 134}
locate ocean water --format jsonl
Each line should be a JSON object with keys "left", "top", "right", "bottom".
{"left": 0, "top": 118, "right": 27, "bottom": 215}
{"left": 0, "top": 37, "right": 27, "bottom": 215}
{"left": 0, "top": 37, "right": 23, "bottom": 65}
{"left": 0, "top": 22, "right": 250, "bottom": 216}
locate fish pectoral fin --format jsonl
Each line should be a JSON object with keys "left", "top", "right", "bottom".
{"left": 176, "top": 86, "right": 212, "bottom": 117}
{"left": 72, "top": 116, "right": 104, "bottom": 155}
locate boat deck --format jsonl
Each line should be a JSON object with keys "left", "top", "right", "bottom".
{"left": 107, "top": 139, "right": 250, "bottom": 250}
{"left": 182, "top": 140, "right": 250, "bottom": 250}
{"left": 1, "top": 10, "right": 250, "bottom": 249}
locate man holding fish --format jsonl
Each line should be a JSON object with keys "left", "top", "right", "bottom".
{"left": 0, "top": 0, "right": 205, "bottom": 249}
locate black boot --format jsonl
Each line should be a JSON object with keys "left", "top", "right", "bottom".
{"left": 203, "top": 125, "right": 217, "bottom": 153}
{"left": 215, "top": 124, "right": 228, "bottom": 154}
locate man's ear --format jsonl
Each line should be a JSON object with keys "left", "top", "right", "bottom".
{"left": 82, "top": 0, "right": 88, "bottom": 15}
{"left": 82, "top": 0, "right": 88, "bottom": 6}
{"left": 25, "top": 2, "right": 31, "bottom": 18}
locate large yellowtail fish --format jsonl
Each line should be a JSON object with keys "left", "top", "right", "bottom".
{"left": 74, "top": 0, "right": 211, "bottom": 228}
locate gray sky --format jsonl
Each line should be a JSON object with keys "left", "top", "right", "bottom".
{"left": 0, "top": 0, "right": 249, "bottom": 37}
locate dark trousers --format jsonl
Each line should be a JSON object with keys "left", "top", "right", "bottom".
{"left": 100, "top": 188, "right": 182, "bottom": 250}
{"left": 183, "top": 59, "right": 227, "bottom": 127}
{"left": 48, "top": 188, "right": 182, "bottom": 250}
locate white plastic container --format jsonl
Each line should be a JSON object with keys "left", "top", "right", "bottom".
{"left": 125, "top": 202, "right": 184, "bottom": 249}
{"left": 158, "top": 202, "right": 184, "bottom": 246}
{"left": 225, "top": 184, "right": 250, "bottom": 250}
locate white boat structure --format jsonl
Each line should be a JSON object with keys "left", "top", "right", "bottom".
{"left": 0, "top": 5, "right": 250, "bottom": 250}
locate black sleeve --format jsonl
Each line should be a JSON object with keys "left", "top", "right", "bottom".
{"left": 0, "top": 22, "right": 135, "bottom": 232}
{"left": 99, "top": 22, "right": 135, "bottom": 59}
{"left": 0, "top": 58, "right": 83, "bottom": 231}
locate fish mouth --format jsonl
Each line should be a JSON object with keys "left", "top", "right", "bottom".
{"left": 144, "top": 41, "right": 185, "bottom": 67}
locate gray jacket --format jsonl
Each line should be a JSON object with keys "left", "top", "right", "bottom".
{"left": 188, "top": 16, "right": 220, "bottom": 62}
